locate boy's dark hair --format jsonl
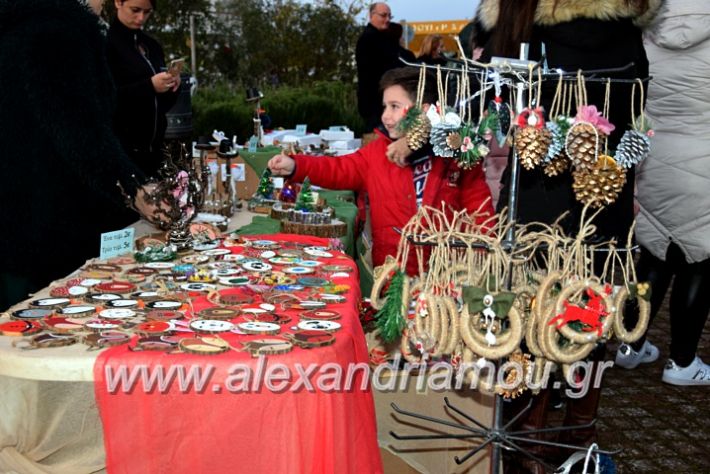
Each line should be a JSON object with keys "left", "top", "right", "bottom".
{"left": 379, "top": 67, "right": 437, "bottom": 105}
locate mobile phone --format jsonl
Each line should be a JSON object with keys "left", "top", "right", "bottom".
{"left": 167, "top": 58, "right": 185, "bottom": 77}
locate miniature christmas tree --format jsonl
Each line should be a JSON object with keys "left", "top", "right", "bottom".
{"left": 295, "top": 177, "right": 315, "bottom": 211}
{"left": 255, "top": 168, "right": 274, "bottom": 200}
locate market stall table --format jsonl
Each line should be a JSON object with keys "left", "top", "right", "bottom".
{"left": 0, "top": 223, "right": 381, "bottom": 473}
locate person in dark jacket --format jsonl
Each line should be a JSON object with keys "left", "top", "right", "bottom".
{"left": 417, "top": 34, "right": 448, "bottom": 66}
{"left": 107, "top": 0, "right": 179, "bottom": 177}
{"left": 0, "top": 0, "right": 157, "bottom": 310}
{"left": 355, "top": 2, "right": 403, "bottom": 132}
{"left": 476, "top": 1, "right": 662, "bottom": 472}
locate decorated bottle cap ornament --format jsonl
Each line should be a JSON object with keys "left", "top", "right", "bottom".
{"left": 83, "top": 331, "right": 132, "bottom": 350}
{"left": 129, "top": 335, "right": 180, "bottom": 352}
{"left": 96, "top": 281, "right": 136, "bottom": 294}
{"left": 297, "top": 320, "right": 341, "bottom": 332}
{"left": 135, "top": 320, "right": 174, "bottom": 336}
{"left": 99, "top": 308, "right": 137, "bottom": 319}
{"left": 285, "top": 330, "right": 336, "bottom": 348}
{"left": 13, "top": 333, "right": 79, "bottom": 350}
{"left": 190, "top": 319, "right": 235, "bottom": 334}
{"left": 300, "top": 309, "right": 341, "bottom": 320}
{"left": 237, "top": 321, "right": 281, "bottom": 335}
{"left": 29, "top": 297, "right": 71, "bottom": 308}
{"left": 240, "top": 338, "right": 293, "bottom": 357}
{"left": 178, "top": 337, "right": 230, "bottom": 355}
{"left": 0, "top": 320, "right": 43, "bottom": 336}
{"left": 11, "top": 308, "right": 53, "bottom": 320}
{"left": 42, "top": 317, "right": 86, "bottom": 333}
{"left": 57, "top": 305, "right": 97, "bottom": 317}
{"left": 146, "top": 309, "right": 184, "bottom": 321}
{"left": 145, "top": 300, "right": 183, "bottom": 310}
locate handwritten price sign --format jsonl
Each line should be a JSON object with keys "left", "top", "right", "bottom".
{"left": 99, "top": 228, "right": 135, "bottom": 260}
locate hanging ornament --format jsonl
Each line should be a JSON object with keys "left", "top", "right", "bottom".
{"left": 428, "top": 107, "right": 462, "bottom": 158}
{"left": 615, "top": 80, "right": 653, "bottom": 168}
{"left": 543, "top": 153, "right": 570, "bottom": 177}
{"left": 615, "top": 115, "right": 653, "bottom": 169}
{"left": 566, "top": 105, "right": 615, "bottom": 172}
{"left": 572, "top": 154, "right": 627, "bottom": 207}
{"left": 514, "top": 107, "right": 552, "bottom": 170}
{"left": 489, "top": 97, "right": 511, "bottom": 147}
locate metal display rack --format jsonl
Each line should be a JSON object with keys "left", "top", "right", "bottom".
{"left": 389, "top": 50, "right": 646, "bottom": 473}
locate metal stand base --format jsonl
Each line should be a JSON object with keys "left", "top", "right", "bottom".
{"left": 390, "top": 397, "right": 618, "bottom": 472}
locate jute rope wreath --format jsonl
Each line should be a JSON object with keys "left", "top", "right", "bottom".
{"left": 369, "top": 202, "right": 652, "bottom": 395}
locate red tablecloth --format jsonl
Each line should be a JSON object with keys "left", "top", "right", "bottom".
{"left": 94, "top": 234, "right": 382, "bottom": 474}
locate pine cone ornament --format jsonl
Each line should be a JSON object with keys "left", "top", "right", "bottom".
{"left": 405, "top": 112, "right": 431, "bottom": 151}
{"left": 615, "top": 129, "right": 651, "bottom": 168}
{"left": 515, "top": 126, "right": 552, "bottom": 170}
{"left": 430, "top": 123, "right": 460, "bottom": 158}
{"left": 565, "top": 122, "right": 599, "bottom": 172}
{"left": 545, "top": 117, "right": 572, "bottom": 163}
{"left": 572, "top": 155, "right": 627, "bottom": 207}
{"left": 543, "top": 152, "right": 569, "bottom": 177}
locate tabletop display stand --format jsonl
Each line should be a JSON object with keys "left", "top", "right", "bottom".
{"left": 387, "top": 49, "right": 648, "bottom": 473}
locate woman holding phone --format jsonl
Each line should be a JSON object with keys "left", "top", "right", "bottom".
{"left": 107, "top": 0, "right": 180, "bottom": 176}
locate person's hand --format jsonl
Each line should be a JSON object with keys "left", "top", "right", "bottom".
{"left": 386, "top": 137, "right": 413, "bottom": 167}
{"left": 151, "top": 72, "right": 178, "bottom": 93}
{"left": 268, "top": 154, "right": 296, "bottom": 176}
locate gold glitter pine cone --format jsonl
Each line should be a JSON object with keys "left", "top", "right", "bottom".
{"left": 514, "top": 126, "right": 552, "bottom": 170}
{"left": 405, "top": 113, "right": 431, "bottom": 151}
{"left": 566, "top": 122, "right": 599, "bottom": 172}
{"left": 572, "top": 154, "right": 627, "bottom": 208}
{"left": 543, "top": 152, "right": 570, "bottom": 177}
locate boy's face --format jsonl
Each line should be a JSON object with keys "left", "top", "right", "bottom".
{"left": 381, "top": 85, "right": 414, "bottom": 140}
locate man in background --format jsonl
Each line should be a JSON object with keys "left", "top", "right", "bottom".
{"left": 356, "top": 2, "right": 403, "bottom": 138}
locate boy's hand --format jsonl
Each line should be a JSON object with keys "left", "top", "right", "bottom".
{"left": 268, "top": 154, "right": 295, "bottom": 176}
{"left": 386, "top": 138, "right": 412, "bottom": 167}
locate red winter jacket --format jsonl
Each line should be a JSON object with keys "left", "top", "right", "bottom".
{"left": 291, "top": 130, "right": 494, "bottom": 274}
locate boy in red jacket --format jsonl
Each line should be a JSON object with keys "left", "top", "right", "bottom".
{"left": 268, "top": 67, "right": 493, "bottom": 275}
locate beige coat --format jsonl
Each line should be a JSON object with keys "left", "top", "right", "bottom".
{"left": 636, "top": 0, "right": 710, "bottom": 263}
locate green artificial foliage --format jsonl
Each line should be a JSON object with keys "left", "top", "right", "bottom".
{"left": 295, "top": 176, "right": 315, "bottom": 211}
{"left": 374, "top": 269, "right": 406, "bottom": 343}
{"left": 396, "top": 106, "right": 423, "bottom": 135}
{"left": 256, "top": 168, "right": 274, "bottom": 200}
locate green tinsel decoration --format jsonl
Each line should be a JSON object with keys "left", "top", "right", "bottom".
{"left": 396, "top": 106, "right": 423, "bottom": 135}
{"left": 374, "top": 269, "right": 406, "bottom": 343}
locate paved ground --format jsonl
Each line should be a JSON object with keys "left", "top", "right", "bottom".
{"left": 551, "top": 293, "right": 710, "bottom": 473}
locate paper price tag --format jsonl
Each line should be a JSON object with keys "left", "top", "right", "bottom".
{"left": 99, "top": 228, "right": 135, "bottom": 260}
{"left": 231, "top": 163, "right": 246, "bottom": 182}
{"left": 248, "top": 136, "right": 258, "bottom": 153}
{"left": 295, "top": 124, "right": 307, "bottom": 136}
{"left": 272, "top": 177, "right": 284, "bottom": 188}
